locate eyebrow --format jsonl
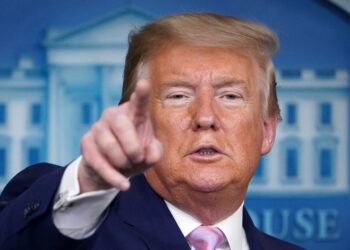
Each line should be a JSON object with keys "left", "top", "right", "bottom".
{"left": 214, "top": 75, "right": 252, "bottom": 92}
{"left": 212, "top": 76, "right": 247, "bottom": 87}
{"left": 161, "top": 77, "right": 247, "bottom": 88}
{"left": 161, "top": 80, "right": 194, "bottom": 88}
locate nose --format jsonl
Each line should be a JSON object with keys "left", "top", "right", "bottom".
{"left": 191, "top": 93, "right": 220, "bottom": 131}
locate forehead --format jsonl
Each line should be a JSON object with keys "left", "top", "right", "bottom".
{"left": 148, "top": 43, "right": 257, "bottom": 87}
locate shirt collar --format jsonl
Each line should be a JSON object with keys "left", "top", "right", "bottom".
{"left": 165, "top": 200, "right": 245, "bottom": 250}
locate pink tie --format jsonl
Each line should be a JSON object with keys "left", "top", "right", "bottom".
{"left": 186, "top": 225, "right": 227, "bottom": 250}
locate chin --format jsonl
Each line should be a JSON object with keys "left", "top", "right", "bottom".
{"left": 188, "top": 173, "right": 229, "bottom": 193}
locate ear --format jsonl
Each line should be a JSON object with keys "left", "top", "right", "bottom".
{"left": 261, "top": 114, "right": 278, "bottom": 155}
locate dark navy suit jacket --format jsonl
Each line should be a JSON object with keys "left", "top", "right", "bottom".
{"left": 0, "top": 163, "right": 304, "bottom": 250}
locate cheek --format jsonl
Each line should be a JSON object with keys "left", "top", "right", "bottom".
{"left": 149, "top": 110, "right": 189, "bottom": 182}
{"left": 223, "top": 116, "right": 262, "bottom": 182}
{"left": 179, "top": 116, "right": 192, "bottom": 130}
{"left": 160, "top": 113, "right": 191, "bottom": 132}
{"left": 151, "top": 108, "right": 190, "bottom": 150}
{"left": 223, "top": 111, "right": 264, "bottom": 158}
{"left": 222, "top": 109, "right": 257, "bottom": 133}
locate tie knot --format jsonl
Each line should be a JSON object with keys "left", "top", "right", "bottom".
{"left": 186, "top": 225, "right": 227, "bottom": 250}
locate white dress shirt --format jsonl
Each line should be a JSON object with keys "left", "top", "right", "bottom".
{"left": 165, "top": 201, "right": 249, "bottom": 250}
{"left": 53, "top": 157, "right": 250, "bottom": 250}
{"left": 53, "top": 157, "right": 118, "bottom": 238}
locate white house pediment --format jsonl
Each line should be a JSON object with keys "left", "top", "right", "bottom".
{"left": 45, "top": 7, "right": 154, "bottom": 48}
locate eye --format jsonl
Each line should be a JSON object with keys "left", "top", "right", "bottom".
{"left": 220, "top": 93, "right": 240, "bottom": 100}
{"left": 217, "top": 91, "right": 243, "bottom": 105}
{"left": 162, "top": 86, "right": 194, "bottom": 108}
{"left": 164, "top": 92, "right": 192, "bottom": 107}
{"left": 169, "top": 94, "right": 185, "bottom": 99}
{"left": 224, "top": 94, "right": 238, "bottom": 100}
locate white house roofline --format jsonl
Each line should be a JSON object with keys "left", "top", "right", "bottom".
{"left": 43, "top": 5, "right": 155, "bottom": 47}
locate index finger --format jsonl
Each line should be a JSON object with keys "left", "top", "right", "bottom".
{"left": 129, "top": 80, "right": 152, "bottom": 118}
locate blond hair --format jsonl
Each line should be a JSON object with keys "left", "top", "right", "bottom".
{"left": 120, "top": 13, "right": 281, "bottom": 120}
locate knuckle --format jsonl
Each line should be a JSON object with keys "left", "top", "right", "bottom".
{"left": 100, "top": 138, "right": 116, "bottom": 155}
{"left": 114, "top": 156, "right": 129, "bottom": 169}
{"left": 91, "top": 122, "right": 103, "bottom": 133}
{"left": 109, "top": 150, "right": 130, "bottom": 169}
{"left": 112, "top": 117, "right": 130, "bottom": 133}
{"left": 112, "top": 122, "right": 124, "bottom": 133}
{"left": 92, "top": 157, "right": 104, "bottom": 171}
{"left": 126, "top": 145, "right": 142, "bottom": 160}
{"left": 102, "top": 107, "right": 116, "bottom": 118}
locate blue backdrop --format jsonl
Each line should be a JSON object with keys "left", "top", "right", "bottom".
{"left": 0, "top": 1, "right": 349, "bottom": 249}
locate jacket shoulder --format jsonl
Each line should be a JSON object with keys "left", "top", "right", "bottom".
{"left": 243, "top": 207, "right": 305, "bottom": 250}
{"left": 256, "top": 229, "right": 305, "bottom": 250}
{"left": 0, "top": 163, "right": 63, "bottom": 205}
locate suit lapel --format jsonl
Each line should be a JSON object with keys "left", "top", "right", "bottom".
{"left": 115, "top": 175, "right": 267, "bottom": 250}
{"left": 115, "top": 174, "right": 190, "bottom": 250}
{"left": 243, "top": 207, "right": 264, "bottom": 250}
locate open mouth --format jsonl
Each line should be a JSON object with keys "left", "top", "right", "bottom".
{"left": 196, "top": 148, "right": 218, "bottom": 155}
{"left": 188, "top": 144, "right": 223, "bottom": 161}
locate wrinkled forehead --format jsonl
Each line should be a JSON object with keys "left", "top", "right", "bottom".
{"left": 145, "top": 43, "right": 259, "bottom": 88}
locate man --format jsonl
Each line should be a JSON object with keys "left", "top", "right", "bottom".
{"left": 0, "top": 13, "right": 304, "bottom": 249}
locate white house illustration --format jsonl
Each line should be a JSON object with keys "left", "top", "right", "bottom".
{"left": 43, "top": 7, "right": 154, "bottom": 166}
{"left": 249, "top": 69, "right": 349, "bottom": 195}
{"left": 0, "top": 7, "right": 348, "bottom": 195}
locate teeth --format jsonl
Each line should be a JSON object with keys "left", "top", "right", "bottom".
{"left": 197, "top": 149, "right": 216, "bottom": 155}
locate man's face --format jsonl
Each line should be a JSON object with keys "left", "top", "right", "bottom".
{"left": 145, "top": 43, "right": 276, "bottom": 198}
